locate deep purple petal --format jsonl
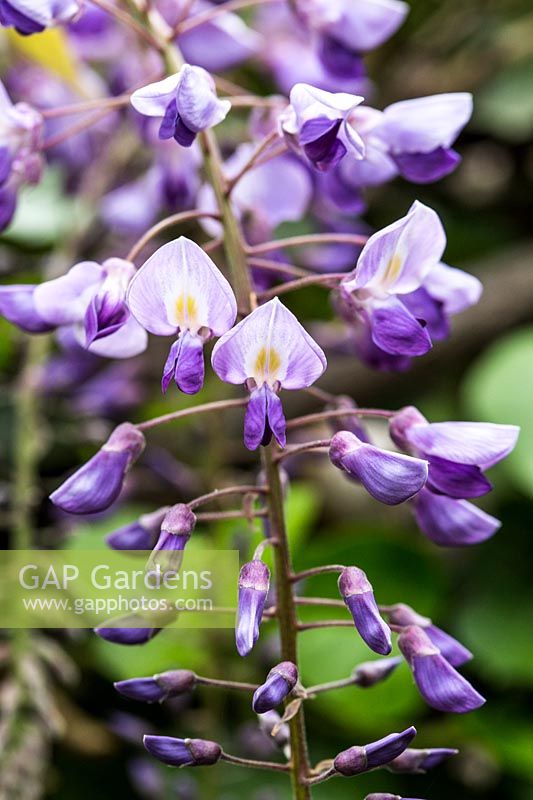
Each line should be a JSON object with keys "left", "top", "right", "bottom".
{"left": 0, "top": 0, "right": 45, "bottom": 33}
{"left": 106, "top": 521, "right": 157, "bottom": 551}
{"left": 301, "top": 116, "right": 347, "bottom": 171}
{"left": 114, "top": 678, "right": 166, "bottom": 703}
{"left": 158, "top": 98, "right": 178, "bottom": 139}
{"left": 414, "top": 488, "right": 501, "bottom": 547}
{"left": 425, "top": 625, "right": 473, "bottom": 668}
{"left": 371, "top": 297, "right": 432, "bottom": 357}
{"left": 143, "top": 736, "right": 194, "bottom": 767}
{"left": 94, "top": 625, "right": 160, "bottom": 645}
{"left": 402, "top": 287, "right": 450, "bottom": 342}
{"left": 427, "top": 455, "right": 492, "bottom": 499}
{"left": 253, "top": 672, "right": 290, "bottom": 713}
{"left": 345, "top": 592, "right": 392, "bottom": 655}
{"left": 365, "top": 727, "right": 418, "bottom": 769}
{"left": 236, "top": 560, "right": 269, "bottom": 657}
{"left": 0, "top": 146, "right": 12, "bottom": 184}
{"left": 173, "top": 115, "right": 197, "bottom": 147}
{"left": 50, "top": 449, "right": 129, "bottom": 514}
{"left": 393, "top": 147, "right": 461, "bottom": 184}
{"left": 410, "top": 652, "right": 485, "bottom": 713}
{"left": 266, "top": 386, "right": 286, "bottom": 449}
{"left": 318, "top": 35, "right": 366, "bottom": 79}
{"left": 407, "top": 421, "right": 520, "bottom": 469}
{"left": 161, "top": 333, "right": 205, "bottom": 395}
{"left": 244, "top": 385, "right": 269, "bottom": 451}
{"left": 0, "top": 185, "right": 17, "bottom": 231}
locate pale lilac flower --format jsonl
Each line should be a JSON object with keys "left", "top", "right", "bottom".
{"left": 0, "top": 285, "right": 54, "bottom": 333}
{"left": 252, "top": 662, "right": 298, "bottom": 714}
{"left": 413, "top": 487, "right": 501, "bottom": 547}
{"left": 0, "top": 80, "right": 43, "bottom": 230}
{"left": 329, "top": 431, "right": 428, "bottom": 505}
{"left": 236, "top": 560, "right": 270, "bottom": 657}
{"left": 130, "top": 64, "right": 231, "bottom": 146}
{"left": 144, "top": 735, "right": 221, "bottom": 767}
{"left": 387, "top": 747, "right": 458, "bottom": 773}
{"left": 212, "top": 298, "right": 326, "bottom": 450}
{"left": 23, "top": 258, "right": 148, "bottom": 358}
{"left": 333, "top": 726, "right": 417, "bottom": 776}
{"left": 294, "top": 0, "right": 408, "bottom": 76}
{"left": 115, "top": 670, "right": 197, "bottom": 703}
{"left": 398, "top": 626, "right": 485, "bottom": 714}
{"left": 280, "top": 84, "right": 365, "bottom": 171}
{"left": 337, "top": 201, "right": 446, "bottom": 359}
{"left": 127, "top": 237, "right": 237, "bottom": 394}
{"left": 386, "top": 603, "right": 472, "bottom": 667}
{"left": 0, "top": 0, "right": 80, "bottom": 34}
{"left": 50, "top": 423, "right": 145, "bottom": 514}
{"left": 338, "top": 567, "right": 392, "bottom": 655}
{"left": 390, "top": 406, "right": 519, "bottom": 498}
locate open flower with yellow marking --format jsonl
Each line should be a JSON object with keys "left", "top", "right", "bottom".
{"left": 336, "top": 201, "right": 447, "bottom": 362}
{"left": 212, "top": 298, "right": 327, "bottom": 450}
{"left": 127, "top": 237, "right": 237, "bottom": 394}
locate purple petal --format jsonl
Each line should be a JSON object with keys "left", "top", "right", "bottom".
{"left": 106, "top": 521, "right": 158, "bottom": 551}
{"left": 365, "top": 727, "right": 418, "bottom": 769}
{"left": 393, "top": 147, "right": 461, "bottom": 183}
{"left": 127, "top": 236, "right": 237, "bottom": 337}
{"left": 266, "top": 386, "right": 287, "bottom": 449}
{"left": 423, "top": 262, "right": 482, "bottom": 315}
{"left": 143, "top": 736, "right": 194, "bottom": 767}
{"left": 378, "top": 93, "right": 473, "bottom": 153}
{"left": 175, "top": 64, "right": 231, "bottom": 133}
{"left": 130, "top": 73, "right": 181, "bottom": 117}
{"left": 330, "top": 431, "right": 428, "bottom": 505}
{"left": 300, "top": 116, "right": 347, "bottom": 171}
{"left": 162, "top": 332, "right": 204, "bottom": 395}
{"left": 0, "top": 185, "right": 17, "bottom": 231}
{"left": 94, "top": 625, "right": 160, "bottom": 645}
{"left": 85, "top": 314, "right": 148, "bottom": 359}
{"left": 0, "top": 0, "right": 45, "bottom": 32}
{"left": 370, "top": 296, "right": 433, "bottom": 357}
{"left": 427, "top": 455, "right": 492, "bottom": 498}
{"left": 211, "top": 297, "right": 326, "bottom": 389}
{"left": 50, "top": 449, "right": 130, "bottom": 514}
{"left": 345, "top": 592, "right": 392, "bottom": 655}
{"left": 115, "top": 678, "right": 166, "bottom": 703}
{"left": 414, "top": 487, "right": 501, "bottom": 547}
{"left": 401, "top": 287, "right": 450, "bottom": 342}
{"left": 318, "top": 35, "right": 366, "bottom": 79}
{"left": 0, "top": 146, "right": 12, "bottom": 184}
{"left": 252, "top": 669, "right": 293, "bottom": 713}
{"left": 425, "top": 625, "right": 473, "bottom": 668}
{"left": 352, "top": 201, "right": 446, "bottom": 295}
{"left": 33, "top": 261, "right": 104, "bottom": 326}
{"left": 236, "top": 560, "right": 269, "bottom": 657}
{"left": 173, "top": 115, "right": 196, "bottom": 147}
{"left": 410, "top": 652, "right": 485, "bottom": 713}
{"left": 158, "top": 98, "right": 178, "bottom": 140}
{"left": 407, "top": 421, "right": 520, "bottom": 468}
{"left": 323, "top": 0, "right": 409, "bottom": 53}
{"left": 0, "top": 285, "right": 54, "bottom": 333}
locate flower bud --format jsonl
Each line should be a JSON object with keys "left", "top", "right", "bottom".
{"left": 353, "top": 656, "right": 402, "bottom": 687}
{"left": 330, "top": 431, "right": 428, "bottom": 505}
{"left": 387, "top": 747, "right": 458, "bottom": 773}
{"left": 398, "top": 625, "right": 485, "bottom": 713}
{"left": 236, "top": 560, "right": 270, "bottom": 657}
{"left": 387, "top": 603, "right": 472, "bottom": 667}
{"left": 95, "top": 606, "right": 177, "bottom": 645}
{"left": 115, "top": 670, "right": 197, "bottom": 703}
{"left": 339, "top": 567, "right": 392, "bottom": 655}
{"left": 148, "top": 504, "right": 197, "bottom": 571}
{"left": 334, "top": 726, "right": 417, "bottom": 776}
{"left": 252, "top": 661, "right": 298, "bottom": 713}
{"left": 50, "top": 423, "right": 145, "bottom": 514}
{"left": 143, "top": 735, "right": 221, "bottom": 767}
{"left": 106, "top": 508, "right": 169, "bottom": 551}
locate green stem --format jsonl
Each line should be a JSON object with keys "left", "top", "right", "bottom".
{"left": 262, "top": 446, "right": 312, "bottom": 800}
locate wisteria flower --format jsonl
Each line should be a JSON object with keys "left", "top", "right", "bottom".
{"left": 413, "top": 487, "right": 502, "bottom": 547}
{"left": 252, "top": 661, "right": 298, "bottom": 713}
{"left": 386, "top": 603, "right": 472, "bottom": 667}
{"left": 212, "top": 298, "right": 327, "bottom": 450}
{"left": 333, "top": 727, "right": 417, "bottom": 776}
{"left": 0, "top": 0, "right": 80, "bottom": 34}
{"left": 338, "top": 567, "right": 392, "bottom": 654}
{"left": 130, "top": 64, "right": 231, "bottom": 146}
{"left": 235, "top": 560, "right": 270, "bottom": 657}
{"left": 337, "top": 201, "right": 447, "bottom": 359}
{"left": 127, "top": 236, "right": 237, "bottom": 394}
{"left": 280, "top": 83, "right": 365, "bottom": 171}
{"left": 144, "top": 735, "right": 221, "bottom": 768}
{"left": 0, "top": 81, "right": 43, "bottom": 231}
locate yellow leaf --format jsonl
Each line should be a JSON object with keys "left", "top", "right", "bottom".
{"left": 5, "top": 28, "right": 79, "bottom": 85}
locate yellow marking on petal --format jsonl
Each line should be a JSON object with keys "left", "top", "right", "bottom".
{"left": 254, "top": 346, "right": 281, "bottom": 383}
{"left": 175, "top": 293, "right": 198, "bottom": 327}
{"left": 383, "top": 253, "right": 403, "bottom": 286}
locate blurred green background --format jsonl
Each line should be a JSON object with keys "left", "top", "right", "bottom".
{"left": 1, "top": 0, "right": 533, "bottom": 798}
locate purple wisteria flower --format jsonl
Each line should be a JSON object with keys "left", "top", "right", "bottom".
{"left": 252, "top": 661, "right": 298, "bottom": 714}
{"left": 235, "top": 559, "right": 270, "bottom": 657}
{"left": 106, "top": 508, "right": 169, "bottom": 551}
{"left": 398, "top": 625, "right": 485, "bottom": 714}
{"left": 50, "top": 422, "right": 145, "bottom": 514}
{"left": 353, "top": 657, "right": 402, "bottom": 687}
{"left": 0, "top": 81, "right": 43, "bottom": 231}
{"left": 0, "top": 0, "right": 80, "bottom": 34}
{"left": 293, "top": 0, "right": 409, "bottom": 77}
{"left": 336, "top": 201, "right": 446, "bottom": 360}
{"left": 413, "top": 488, "right": 501, "bottom": 547}
{"left": 280, "top": 83, "right": 364, "bottom": 171}
{"left": 127, "top": 236, "right": 237, "bottom": 394}
{"left": 143, "top": 736, "right": 221, "bottom": 768}
{"left": 1, "top": 257, "right": 149, "bottom": 358}
{"left": 130, "top": 64, "right": 231, "bottom": 146}
{"left": 387, "top": 747, "right": 458, "bottom": 774}
{"left": 148, "top": 503, "right": 197, "bottom": 571}
{"left": 212, "top": 298, "right": 327, "bottom": 450}
{"left": 386, "top": 603, "right": 472, "bottom": 667}
{"left": 333, "top": 726, "right": 417, "bottom": 776}
{"left": 338, "top": 567, "right": 392, "bottom": 655}
{"left": 115, "top": 669, "right": 197, "bottom": 703}
{"left": 329, "top": 431, "right": 428, "bottom": 505}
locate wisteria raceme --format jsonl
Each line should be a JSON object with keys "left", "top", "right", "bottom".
{"left": 3, "top": 1, "right": 520, "bottom": 797}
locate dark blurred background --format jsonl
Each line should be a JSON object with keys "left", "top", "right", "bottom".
{"left": 1, "top": 0, "right": 533, "bottom": 798}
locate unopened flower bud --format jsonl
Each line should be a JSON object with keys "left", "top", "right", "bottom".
{"left": 387, "top": 747, "right": 458, "bottom": 773}
{"left": 148, "top": 504, "right": 197, "bottom": 571}
{"left": 334, "top": 726, "right": 417, "bottom": 776}
{"left": 95, "top": 605, "right": 177, "bottom": 646}
{"left": 106, "top": 507, "right": 169, "bottom": 551}
{"left": 398, "top": 625, "right": 485, "bottom": 714}
{"left": 236, "top": 560, "right": 270, "bottom": 657}
{"left": 115, "top": 670, "right": 197, "bottom": 703}
{"left": 50, "top": 422, "right": 145, "bottom": 514}
{"left": 339, "top": 567, "right": 392, "bottom": 655}
{"left": 252, "top": 661, "right": 298, "bottom": 713}
{"left": 353, "top": 656, "right": 402, "bottom": 687}
{"left": 387, "top": 603, "right": 472, "bottom": 667}
{"left": 143, "top": 735, "right": 221, "bottom": 767}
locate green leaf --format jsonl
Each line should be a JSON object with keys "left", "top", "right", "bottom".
{"left": 462, "top": 326, "right": 532, "bottom": 496}
{"left": 476, "top": 58, "right": 533, "bottom": 141}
